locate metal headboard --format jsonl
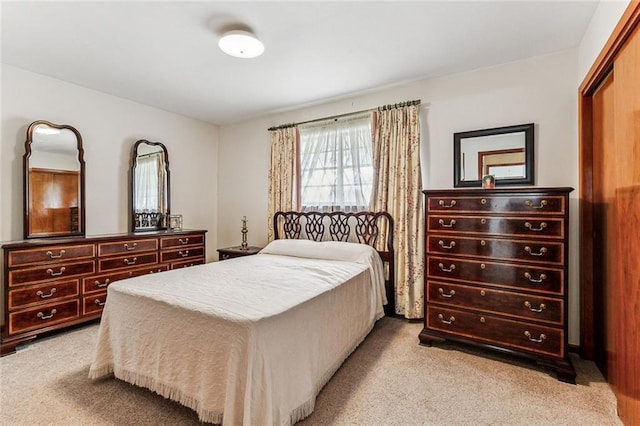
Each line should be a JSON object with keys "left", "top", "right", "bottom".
{"left": 273, "top": 211, "right": 395, "bottom": 316}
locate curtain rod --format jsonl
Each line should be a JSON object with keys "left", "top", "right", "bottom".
{"left": 268, "top": 99, "right": 421, "bottom": 131}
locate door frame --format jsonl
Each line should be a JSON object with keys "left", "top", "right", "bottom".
{"left": 578, "top": 0, "right": 640, "bottom": 360}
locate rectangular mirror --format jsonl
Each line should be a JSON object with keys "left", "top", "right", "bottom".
{"left": 453, "top": 123, "right": 534, "bottom": 187}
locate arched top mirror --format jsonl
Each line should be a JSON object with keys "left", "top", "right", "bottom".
{"left": 131, "top": 140, "right": 170, "bottom": 232}
{"left": 24, "top": 120, "right": 85, "bottom": 239}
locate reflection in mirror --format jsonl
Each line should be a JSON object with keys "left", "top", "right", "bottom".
{"left": 24, "top": 120, "right": 85, "bottom": 239}
{"left": 131, "top": 140, "right": 170, "bottom": 231}
{"left": 453, "top": 123, "right": 534, "bottom": 188}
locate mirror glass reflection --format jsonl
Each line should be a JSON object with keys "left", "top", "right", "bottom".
{"left": 453, "top": 123, "right": 534, "bottom": 187}
{"left": 131, "top": 140, "right": 170, "bottom": 231}
{"left": 24, "top": 121, "right": 85, "bottom": 238}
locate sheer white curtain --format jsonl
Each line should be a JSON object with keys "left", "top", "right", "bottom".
{"left": 135, "top": 154, "right": 161, "bottom": 212}
{"left": 299, "top": 114, "right": 373, "bottom": 212}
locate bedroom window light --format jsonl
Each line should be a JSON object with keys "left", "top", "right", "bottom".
{"left": 299, "top": 114, "right": 373, "bottom": 212}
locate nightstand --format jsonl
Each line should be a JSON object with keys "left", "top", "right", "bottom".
{"left": 217, "top": 246, "right": 262, "bottom": 260}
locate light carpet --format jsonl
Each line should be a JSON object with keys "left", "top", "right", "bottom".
{"left": 0, "top": 317, "right": 621, "bottom": 425}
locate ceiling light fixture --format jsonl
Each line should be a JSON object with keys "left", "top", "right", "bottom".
{"left": 219, "top": 30, "right": 264, "bottom": 59}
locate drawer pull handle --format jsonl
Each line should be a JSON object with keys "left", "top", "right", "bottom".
{"left": 438, "top": 240, "right": 456, "bottom": 250}
{"left": 524, "top": 246, "right": 547, "bottom": 256}
{"left": 524, "top": 331, "right": 546, "bottom": 343}
{"left": 524, "top": 301, "right": 546, "bottom": 313}
{"left": 437, "top": 313, "right": 455, "bottom": 325}
{"left": 46, "top": 267, "right": 66, "bottom": 277}
{"left": 123, "top": 257, "right": 137, "bottom": 265}
{"left": 124, "top": 243, "right": 137, "bottom": 251}
{"left": 94, "top": 279, "right": 110, "bottom": 288}
{"left": 525, "top": 199, "right": 548, "bottom": 209}
{"left": 524, "top": 222, "right": 547, "bottom": 232}
{"left": 438, "top": 263, "right": 456, "bottom": 273}
{"left": 179, "top": 238, "right": 189, "bottom": 244}
{"left": 438, "top": 288, "right": 455, "bottom": 298}
{"left": 94, "top": 299, "right": 106, "bottom": 307}
{"left": 480, "top": 218, "right": 487, "bottom": 225}
{"left": 37, "top": 309, "right": 57, "bottom": 320}
{"left": 480, "top": 290, "right": 486, "bottom": 296}
{"left": 46, "top": 249, "right": 66, "bottom": 259}
{"left": 524, "top": 272, "right": 547, "bottom": 283}
{"left": 480, "top": 198, "right": 487, "bottom": 205}
{"left": 438, "top": 219, "right": 456, "bottom": 228}
{"left": 438, "top": 200, "right": 457, "bottom": 208}
{"left": 149, "top": 269, "right": 162, "bottom": 274}
{"left": 179, "top": 250, "right": 190, "bottom": 258}
{"left": 36, "top": 288, "right": 57, "bottom": 299}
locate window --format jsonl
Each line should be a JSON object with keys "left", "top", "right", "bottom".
{"left": 299, "top": 114, "right": 373, "bottom": 212}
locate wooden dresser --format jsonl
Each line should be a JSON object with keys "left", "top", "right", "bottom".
{"left": 419, "top": 188, "right": 575, "bottom": 383}
{"left": 1, "top": 229, "right": 206, "bottom": 355}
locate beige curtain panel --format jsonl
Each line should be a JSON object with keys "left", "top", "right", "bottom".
{"left": 371, "top": 104, "right": 425, "bottom": 319}
{"left": 267, "top": 126, "right": 298, "bottom": 241}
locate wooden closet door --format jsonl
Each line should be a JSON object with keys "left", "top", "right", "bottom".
{"left": 28, "top": 169, "right": 79, "bottom": 235}
{"left": 580, "top": 3, "right": 640, "bottom": 423}
{"left": 612, "top": 22, "right": 640, "bottom": 424}
{"left": 590, "top": 72, "right": 615, "bottom": 380}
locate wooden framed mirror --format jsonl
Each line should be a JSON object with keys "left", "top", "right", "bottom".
{"left": 130, "top": 140, "right": 170, "bottom": 232}
{"left": 24, "top": 120, "right": 85, "bottom": 239}
{"left": 453, "top": 123, "right": 534, "bottom": 187}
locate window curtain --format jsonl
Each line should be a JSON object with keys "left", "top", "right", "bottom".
{"left": 370, "top": 104, "right": 424, "bottom": 318}
{"left": 267, "top": 126, "right": 298, "bottom": 241}
{"left": 134, "top": 153, "right": 162, "bottom": 213}
{"left": 299, "top": 114, "right": 373, "bottom": 212}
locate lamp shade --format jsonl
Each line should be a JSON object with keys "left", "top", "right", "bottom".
{"left": 218, "top": 30, "right": 264, "bottom": 58}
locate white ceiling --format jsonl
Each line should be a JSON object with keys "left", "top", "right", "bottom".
{"left": 1, "top": 1, "right": 599, "bottom": 126}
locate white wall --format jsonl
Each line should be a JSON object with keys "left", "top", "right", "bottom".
{"left": 578, "top": 0, "right": 630, "bottom": 82}
{"left": 1, "top": 65, "right": 219, "bottom": 261}
{"left": 218, "top": 49, "right": 582, "bottom": 343}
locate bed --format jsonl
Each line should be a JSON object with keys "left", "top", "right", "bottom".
{"left": 89, "top": 211, "right": 394, "bottom": 425}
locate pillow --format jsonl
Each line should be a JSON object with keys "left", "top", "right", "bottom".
{"left": 259, "top": 239, "right": 378, "bottom": 264}
{"left": 260, "top": 238, "right": 388, "bottom": 307}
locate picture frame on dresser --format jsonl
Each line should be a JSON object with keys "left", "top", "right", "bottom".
{"left": 419, "top": 187, "right": 575, "bottom": 383}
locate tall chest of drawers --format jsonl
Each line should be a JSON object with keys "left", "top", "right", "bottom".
{"left": 419, "top": 188, "right": 575, "bottom": 383}
{"left": 1, "top": 229, "right": 206, "bottom": 355}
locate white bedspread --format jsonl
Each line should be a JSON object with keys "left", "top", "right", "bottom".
{"left": 89, "top": 240, "right": 386, "bottom": 425}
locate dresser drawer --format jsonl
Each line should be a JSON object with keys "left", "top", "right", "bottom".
{"left": 98, "top": 238, "right": 158, "bottom": 256}
{"left": 428, "top": 215, "right": 565, "bottom": 239}
{"left": 83, "top": 264, "right": 169, "bottom": 294}
{"left": 427, "top": 281, "right": 563, "bottom": 325}
{"left": 427, "top": 235, "right": 564, "bottom": 265}
{"left": 160, "top": 233, "right": 205, "bottom": 249}
{"left": 160, "top": 247, "right": 205, "bottom": 263}
{"left": 7, "top": 244, "right": 95, "bottom": 268}
{"left": 8, "top": 279, "right": 80, "bottom": 309}
{"left": 427, "top": 256, "right": 564, "bottom": 295}
{"left": 427, "top": 195, "right": 566, "bottom": 215}
{"left": 170, "top": 258, "right": 205, "bottom": 269}
{"left": 425, "top": 305, "right": 564, "bottom": 358}
{"left": 8, "top": 260, "right": 95, "bottom": 287}
{"left": 98, "top": 253, "right": 158, "bottom": 272}
{"left": 8, "top": 300, "right": 80, "bottom": 335}
{"left": 83, "top": 292, "right": 107, "bottom": 315}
